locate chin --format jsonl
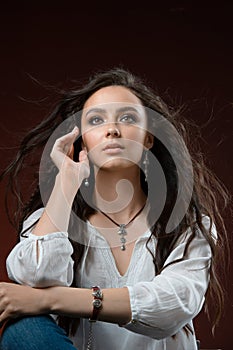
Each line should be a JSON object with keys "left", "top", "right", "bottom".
{"left": 99, "top": 159, "right": 138, "bottom": 171}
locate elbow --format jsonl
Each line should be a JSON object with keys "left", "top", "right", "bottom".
{"left": 6, "top": 255, "right": 74, "bottom": 288}
{"left": 6, "top": 234, "right": 74, "bottom": 288}
{"left": 124, "top": 312, "right": 195, "bottom": 340}
{"left": 122, "top": 319, "right": 183, "bottom": 340}
{"left": 154, "top": 301, "right": 203, "bottom": 339}
{"left": 123, "top": 297, "right": 202, "bottom": 340}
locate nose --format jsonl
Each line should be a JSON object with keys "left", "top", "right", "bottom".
{"left": 106, "top": 126, "right": 121, "bottom": 138}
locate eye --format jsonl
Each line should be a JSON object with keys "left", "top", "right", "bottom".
{"left": 88, "top": 116, "right": 104, "bottom": 125}
{"left": 119, "top": 114, "right": 137, "bottom": 124}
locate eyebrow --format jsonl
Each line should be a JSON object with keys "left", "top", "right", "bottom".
{"left": 85, "top": 106, "right": 141, "bottom": 118}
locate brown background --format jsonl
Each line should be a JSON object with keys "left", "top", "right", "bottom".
{"left": 0, "top": 1, "right": 232, "bottom": 349}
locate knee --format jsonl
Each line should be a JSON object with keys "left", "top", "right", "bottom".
{"left": 0, "top": 315, "right": 76, "bottom": 350}
{"left": 0, "top": 315, "right": 55, "bottom": 350}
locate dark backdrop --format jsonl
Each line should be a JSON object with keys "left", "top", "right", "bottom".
{"left": 0, "top": 1, "right": 232, "bottom": 349}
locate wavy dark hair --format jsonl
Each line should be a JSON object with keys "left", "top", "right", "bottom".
{"left": 1, "top": 67, "right": 230, "bottom": 336}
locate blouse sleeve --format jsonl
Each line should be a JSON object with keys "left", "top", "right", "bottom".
{"left": 123, "top": 216, "right": 216, "bottom": 340}
{"left": 6, "top": 208, "right": 74, "bottom": 288}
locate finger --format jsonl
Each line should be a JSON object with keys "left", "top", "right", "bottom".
{"left": 55, "top": 126, "right": 79, "bottom": 154}
{"left": 79, "top": 149, "right": 90, "bottom": 180}
{"left": 68, "top": 145, "right": 74, "bottom": 159}
{"left": 50, "top": 127, "right": 79, "bottom": 169}
{"left": 0, "top": 310, "right": 9, "bottom": 326}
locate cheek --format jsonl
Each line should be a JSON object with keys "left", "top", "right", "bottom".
{"left": 82, "top": 130, "right": 99, "bottom": 151}
{"left": 124, "top": 139, "right": 145, "bottom": 162}
{"left": 124, "top": 127, "right": 147, "bottom": 144}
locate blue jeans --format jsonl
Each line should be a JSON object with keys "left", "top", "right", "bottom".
{"left": 0, "top": 315, "right": 77, "bottom": 350}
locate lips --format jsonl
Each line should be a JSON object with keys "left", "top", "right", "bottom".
{"left": 103, "top": 143, "right": 124, "bottom": 151}
{"left": 102, "top": 142, "right": 124, "bottom": 154}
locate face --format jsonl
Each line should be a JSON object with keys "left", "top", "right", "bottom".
{"left": 81, "top": 86, "right": 153, "bottom": 171}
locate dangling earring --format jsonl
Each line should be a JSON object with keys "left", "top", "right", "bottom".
{"left": 143, "top": 150, "right": 149, "bottom": 182}
{"left": 84, "top": 178, "right": 89, "bottom": 187}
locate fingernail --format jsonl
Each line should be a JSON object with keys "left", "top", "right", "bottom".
{"left": 72, "top": 126, "right": 78, "bottom": 133}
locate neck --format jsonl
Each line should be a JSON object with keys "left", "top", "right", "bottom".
{"left": 93, "top": 165, "right": 146, "bottom": 218}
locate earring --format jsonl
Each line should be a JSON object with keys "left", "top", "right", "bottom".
{"left": 84, "top": 178, "right": 89, "bottom": 187}
{"left": 143, "top": 150, "right": 149, "bottom": 182}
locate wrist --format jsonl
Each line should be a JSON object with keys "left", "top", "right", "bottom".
{"left": 55, "top": 173, "right": 77, "bottom": 205}
{"left": 46, "top": 287, "right": 93, "bottom": 318}
{"left": 89, "top": 286, "right": 103, "bottom": 322}
{"left": 39, "top": 287, "right": 57, "bottom": 314}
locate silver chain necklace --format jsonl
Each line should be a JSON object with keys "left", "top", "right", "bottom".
{"left": 98, "top": 204, "right": 146, "bottom": 251}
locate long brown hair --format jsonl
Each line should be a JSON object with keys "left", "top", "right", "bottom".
{"left": 1, "top": 67, "right": 230, "bottom": 335}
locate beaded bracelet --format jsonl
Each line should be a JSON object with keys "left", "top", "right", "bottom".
{"left": 87, "top": 286, "right": 103, "bottom": 350}
{"left": 89, "top": 285, "right": 103, "bottom": 322}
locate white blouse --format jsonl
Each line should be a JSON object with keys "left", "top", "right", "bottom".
{"left": 6, "top": 208, "right": 214, "bottom": 350}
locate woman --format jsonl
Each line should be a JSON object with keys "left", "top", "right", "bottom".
{"left": 0, "top": 67, "right": 229, "bottom": 349}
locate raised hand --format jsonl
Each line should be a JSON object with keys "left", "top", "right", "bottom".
{"left": 32, "top": 127, "right": 90, "bottom": 235}
{"left": 50, "top": 126, "right": 90, "bottom": 196}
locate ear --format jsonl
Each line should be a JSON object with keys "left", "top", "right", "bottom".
{"left": 144, "top": 133, "right": 154, "bottom": 150}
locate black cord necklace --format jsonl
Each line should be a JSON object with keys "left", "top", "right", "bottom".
{"left": 98, "top": 204, "right": 146, "bottom": 251}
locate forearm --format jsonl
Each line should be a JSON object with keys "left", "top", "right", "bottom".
{"left": 33, "top": 173, "right": 76, "bottom": 236}
{"left": 32, "top": 128, "right": 88, "bottom": 236}
{"left": 44, "top": 286, "right": 131, "bottom": 325}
